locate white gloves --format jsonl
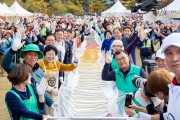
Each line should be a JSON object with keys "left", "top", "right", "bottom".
{"left": 36, "top": 77, "right": 47, "bottom": 96}
{"left": 46, "top": 84, "right": 58, "bottom": 96}
{"left": 19, "top": 22, "right": 25, "bottom": 37}
{"left": 138, "top": 29, "right": 146, "bottom": 41}
{"left": 12, "top": 32, "right": 25, "bottom": 51}
{"left": 51, "top": 102, "right": 60, "bottom": 111}
{"left": 33, "top": 20, "right": 40, "bottom": 35}
{"left": 61, "top": 23, "right": 66, "bottom": 29}
{"left": 105, "top": 51, "right": 112, "bottom": 64}
{"left": 135, "top": 25, "right": 142, "bottom": 32}
{"left": 34, "top": 30, "right": 40, "bottom": 36}
{"left": 52, "top": 88, "right": 58, "bottom": 96}
{"left": 46, "top": 86, "right": 53, "bottom": 92}
{"left": 133, "top": 112, "right": 151, "bottom": 120}
{"left": 101, "top": 50, "right": 105, "bottom": 56}
{"left": 60, "top": 77, "right": 64, "bottom": 85}
{"left": 43, "top": 115, "right": 53, "bottom": 120}
{"left": 74, "top": 52, "right": 80, "bottom": 63}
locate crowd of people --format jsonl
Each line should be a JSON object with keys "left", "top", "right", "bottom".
{"left": 0, "top": 15, "right": 180, "bottom": 120}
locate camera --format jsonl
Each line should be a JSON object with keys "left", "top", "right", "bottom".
{"left": 133, "top": 76, "right": 155, "bottom": 97}
{"left": 131, "top": 0, "right": 161, "bottom": 14}
{"left": 143, "top": 59, "right": 157, "bottom": 74}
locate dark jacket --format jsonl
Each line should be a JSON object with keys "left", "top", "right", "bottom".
{"left": 64, "top": 41, "right": 73, "bottom": 64}
{"left": 101, "top": 37, "right": 115, "bottom": 52}
{"left": 121, "top": 32, "right": 138, "bottom": 50}
{"left": 0, "top": 41, "right": 12, "bottom": 54}
{"left": 23, "top": 34, "right": 46, "bottom": 45}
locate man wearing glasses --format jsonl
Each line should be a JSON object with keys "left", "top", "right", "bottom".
{"left": 102, "top": 50, "right": 146, "bottom": 104}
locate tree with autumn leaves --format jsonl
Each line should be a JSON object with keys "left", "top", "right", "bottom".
{"left": 89, "top": 0, "right": 106, "bottom": 14}
{"left": 0, "top": 0, "right": 135, "bottom": 16}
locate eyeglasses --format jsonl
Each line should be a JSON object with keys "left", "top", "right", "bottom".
{"left": 116, "top": 56, "right": 127, "bottom": 62}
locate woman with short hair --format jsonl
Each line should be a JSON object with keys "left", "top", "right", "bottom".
{"left": 147, "top": 69, "right": 171, "bottom": 101}
{"left": 101, "top": 30, "right": 115, "bottom": 53}
{"left": 37, "top": 45, "right": 79, "bottom": 115}
{"left": 5, "top": 63, "right": 48, "bottom": 120}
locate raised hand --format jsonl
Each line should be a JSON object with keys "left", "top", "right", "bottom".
{"left": 36, "top": 77, "right": 47, "bottom": 96}
{"left": 135, "top": 25, "right": 141, "bottom": 32}
{"left": 74, "top": 52, "right": 81, "bottom": 63}
{"left": 19, "top": 22, "right": 25, "bottom": 37}
{"left": 138, "top": 29, "right": 146, "bottom": 41}
{"left": 33, "top": 19, "right": 40, "bottom": 35}
{"left": 12, "top": 32, "right": 25, "bottom": 51}
{"left": 105, "top": 51, "right": 112, "bottom": 64}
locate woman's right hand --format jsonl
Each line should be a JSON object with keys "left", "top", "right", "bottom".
{"left": 36, "top": 77, "right": 47, "bottom": 96}
{"left": 138, "top": 29, "right": 146, "bottom": 41}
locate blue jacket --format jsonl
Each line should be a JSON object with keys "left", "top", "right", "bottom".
{"left": 101, "top": 37, "right": 115, "bottom": 52}
{"left": 0, "top": 40, "right": 12, "bottom": 54}
{"left": 2, "top": 49, "right": 54, "bottom": 106}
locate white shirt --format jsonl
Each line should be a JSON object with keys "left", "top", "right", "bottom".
{"left": 55, "top": 41, "right": 66, "bottom": 62}
{"left": 163, "top": 77, "right": 180, "bottom": 120}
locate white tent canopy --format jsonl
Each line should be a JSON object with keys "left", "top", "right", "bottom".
{"left": 3, "top": 2, "right": 10, "bottom": 9}
{"left": 101, "top": 0, "right": 128, "bottom": 16}
{"left": 0, "top": 3, "right": 15, "bottom": 16}
{"left": 9, "top": 1, "right": 33, "bottom": 16}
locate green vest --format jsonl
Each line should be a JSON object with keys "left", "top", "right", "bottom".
{"left": 111, "top": 59, "right": 119, "bottom": 70}
{"left": 40, "top": 27, "right": 46, "bottom": 36}
{"left": 115, "top": 64, "right": 141, "bottom": 106}
{"left": 6, "top": 84, "right": 39, "bottom": 120}
{"left": 143, "top": 39, "right": 151, "bottom": 47}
